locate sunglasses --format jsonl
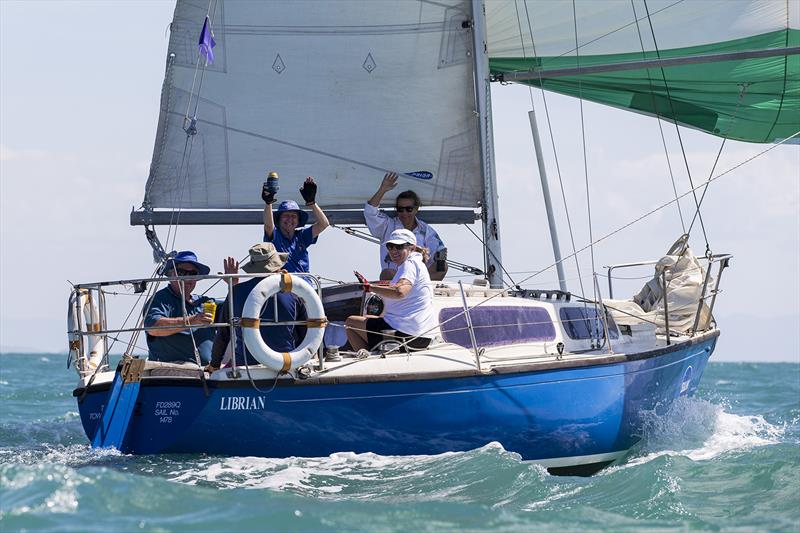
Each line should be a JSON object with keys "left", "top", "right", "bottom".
{"left": 175, "top": 268, "right": 199, "bottom": 276}
{"left": 386, "top": 243, "right": 408, "bottom": 251}
{"left": 395, "top": 205, "right": 416, "bottom": 213}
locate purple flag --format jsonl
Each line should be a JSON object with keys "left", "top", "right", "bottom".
{"left": 198, "top": 16, "right": 216, "bottom": 65}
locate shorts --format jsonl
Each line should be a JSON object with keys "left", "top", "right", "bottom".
{"left": 365, "top": 317, "right": 431, "bottom": 352}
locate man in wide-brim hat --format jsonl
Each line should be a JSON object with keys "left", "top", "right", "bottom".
{"left": 206, "top": 243, "right": 306, "bottom": 372}
{"left": 144, "top": 250, "right": 217, "bottom": 364}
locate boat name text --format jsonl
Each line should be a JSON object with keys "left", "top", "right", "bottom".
{"left": 220, "top": 396, "right": 267, "bottom": 411}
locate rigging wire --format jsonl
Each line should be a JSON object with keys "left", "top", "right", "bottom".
{"left": 165, "top": 0, "right": 219, "bottom": 252}
{"left": 520, "top": 0, "right": 587, "bottom": 298}
{"left": 515, "top": 129, "right": 799, "bottom": 288}
{"left": 571, "top": 0, "right": 603, "bottom": 345}
{"left": 687, "top": 83, "right": 751, "bottom": 236}
{"left": 642, "top": 0, "right": 711, "bottom": 253}
{"left": 463, "top": 223, "right": 519, "bottom": 289}
{"left": 630, "top": 0, "right": 686, "bottom": 233}
{"left": 383, "top": 125, "right": 800, "bottom": 355}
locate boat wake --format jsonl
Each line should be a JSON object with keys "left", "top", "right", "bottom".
{"left": 617, "top": 396, "right": 783, "bottom": 469}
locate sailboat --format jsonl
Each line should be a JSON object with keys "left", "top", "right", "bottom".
{"left": 68, "top": 0, "right": 798, "bottom": 475}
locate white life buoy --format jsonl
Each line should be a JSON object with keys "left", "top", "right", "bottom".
{"left": 242, "top": 273, "right": 327, "bottom": 372}
{"left": 67, "top": 289, "right": 104, "bottom": 374}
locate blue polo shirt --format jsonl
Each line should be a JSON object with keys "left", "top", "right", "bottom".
{"left": 212, "top": 277, "right": 305, "bottom": 367}
{"left": 144, "top": 286, "right": 214, "bottom": 364}
{"left": 265, "top": 226, "right": 317, "bottom": 273}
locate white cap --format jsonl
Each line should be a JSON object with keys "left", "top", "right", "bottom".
{"left": 384, "top": 228, "right": 416, "bottom": 246}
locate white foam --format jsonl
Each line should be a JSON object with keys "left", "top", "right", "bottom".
{"left": 167, "top": 444, "right": 509, "bottom": 493}
{"left": 620, "top": 397, "right": 783, "bottom": 468}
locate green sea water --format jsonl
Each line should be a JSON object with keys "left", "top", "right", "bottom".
{"left": 1, "top": 354, "right": 798, "bottom": 532}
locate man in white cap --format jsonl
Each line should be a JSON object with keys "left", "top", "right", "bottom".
{"left": 205, "top": 243, "right": 306, "bottom": 372}
{"left": 345, "top": 228, "right": 436, "bottom": 352}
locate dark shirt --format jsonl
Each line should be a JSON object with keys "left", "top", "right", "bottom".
{"left": 265, "top": 226, "right": 317, "bottom": 273}
{"left": 144, "top": 286, "right": 214, "bottom": 364}
{"left": 210, "top": 277, "right": 306, "bottom": 367}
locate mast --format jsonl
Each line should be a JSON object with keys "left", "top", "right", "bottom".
{"left": 471, "top": 0, "right": 503, "bottom": 289}
{"left": 528, "top": 108, "right": 568, "bottom": 292}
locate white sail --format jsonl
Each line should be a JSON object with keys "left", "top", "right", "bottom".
{"left": 144, "top": 0, "right": 482, "bottom": 211}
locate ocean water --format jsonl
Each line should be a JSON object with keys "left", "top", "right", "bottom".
{"left": 0, "top": 354, "right": 798, "bottom": 532}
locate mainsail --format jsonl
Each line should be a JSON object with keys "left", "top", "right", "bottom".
{"left": 486, "top": 0, "right": 799, "bottom": 144}
{"left": 144, "top": 0, "right": 483, "bottom": 211}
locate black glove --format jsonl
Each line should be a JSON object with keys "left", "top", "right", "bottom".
{"left": 300, "top": 178, "right": 317, "bottom": 205}
{"left": 262, "top": 183, "right": 276, "bottom": 205}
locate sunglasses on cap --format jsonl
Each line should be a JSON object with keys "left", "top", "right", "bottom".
{"left": 395, "top": 205, "right": 416, "bottom": 213}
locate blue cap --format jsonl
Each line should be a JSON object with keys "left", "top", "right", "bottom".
{"left": 160, "top": 250, "right": 210, "bottom": 276}
{"left": 273, "top": 200, "right": 309, "bottom": 227}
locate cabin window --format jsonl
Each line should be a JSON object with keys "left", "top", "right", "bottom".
{"left": 559, "top": 306, "right": 619, "bottom": 340}
{"left": 438, "top": 306, "right": 556, "bottom": 348}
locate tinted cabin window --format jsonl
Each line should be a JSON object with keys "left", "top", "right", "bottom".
{"left": 559, "top": 306, "right": 619, "bottom": 340}
{"left": 439, "top": 306, "right": 556, "bottom": 348}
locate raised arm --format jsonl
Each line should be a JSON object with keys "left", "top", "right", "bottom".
{"left": 368, "top": 172, "right": 398, "bottom": 207}
{"left": 262, "top": 182, "right": 276, "bottom": 239}
{"left": 300, "top": 177, "right": 329, "bottom": 238}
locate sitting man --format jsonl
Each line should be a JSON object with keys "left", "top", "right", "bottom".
{"left": 365, "top": 171, "right": 447, "bottom": 281}
{"left": 262, "top": 175, "right": 329, "bottom": 273}
{"left": 144, "top": 251, "right": 216, "bottom": 365}
{"left": 205, "top": 243, "right": 306, "bottom": 371}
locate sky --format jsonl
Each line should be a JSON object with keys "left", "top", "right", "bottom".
{"left": 1, "top": 0, "right": 798, "bottom": 362}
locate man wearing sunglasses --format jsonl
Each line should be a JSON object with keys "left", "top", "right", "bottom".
{"left": 144, "top": 250, "right": 220, "bottom": 365}
{"left": 364, "top": 171, "right": 448, "bottom": 281}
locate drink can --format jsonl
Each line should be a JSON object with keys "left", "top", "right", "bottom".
{"left": 265, "top": 171, "right": 280, "bottom": 195}
{"left": 203, "top": 300, "right": 217, "bottom": 318}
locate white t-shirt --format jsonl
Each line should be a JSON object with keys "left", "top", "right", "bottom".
{"left": 382, "top": 253, "right": 437, "bottom": 337}
{"left": 363, "top": 203, "right": 446, "bottom": 271}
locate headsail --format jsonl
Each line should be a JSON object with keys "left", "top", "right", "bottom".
{"left": 145, "top": 0, "right": 482, "bottom": 211}
{"left": 486, "top": 0, "right": 799, "bottom": 143}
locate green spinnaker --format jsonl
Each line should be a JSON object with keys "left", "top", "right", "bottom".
{"left": 490, "top": 30, "right": 799, "bottom": 143}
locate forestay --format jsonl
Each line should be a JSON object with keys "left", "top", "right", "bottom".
{"left": 486, "top": 0, "right": 799, "bottom": 143}
{"left": 144, "top": 0, "right": 483, "bottom": 211}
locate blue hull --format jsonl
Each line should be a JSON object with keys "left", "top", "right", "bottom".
{"left": 75, "top": 334, "right": 716, "bottom": 468}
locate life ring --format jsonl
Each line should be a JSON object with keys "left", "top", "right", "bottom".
{"left": 67, "top": 289, "right": 104, "bottom": 374}
{"left": 241, "top": 273, "right": 327, "bottom": 372}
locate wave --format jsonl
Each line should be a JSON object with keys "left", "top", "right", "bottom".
{"left": 614, "top": 396, "right": 783, "bottom": 470}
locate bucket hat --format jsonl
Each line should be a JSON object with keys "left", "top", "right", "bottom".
{"left": 241, "top": 243, "right": 289, "bottom": 274}
{"left": 160, "top": 250, "right": 210, "bottom": 276}
{"left": 273, "top": 200, "right": 309, "bottom": 227}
